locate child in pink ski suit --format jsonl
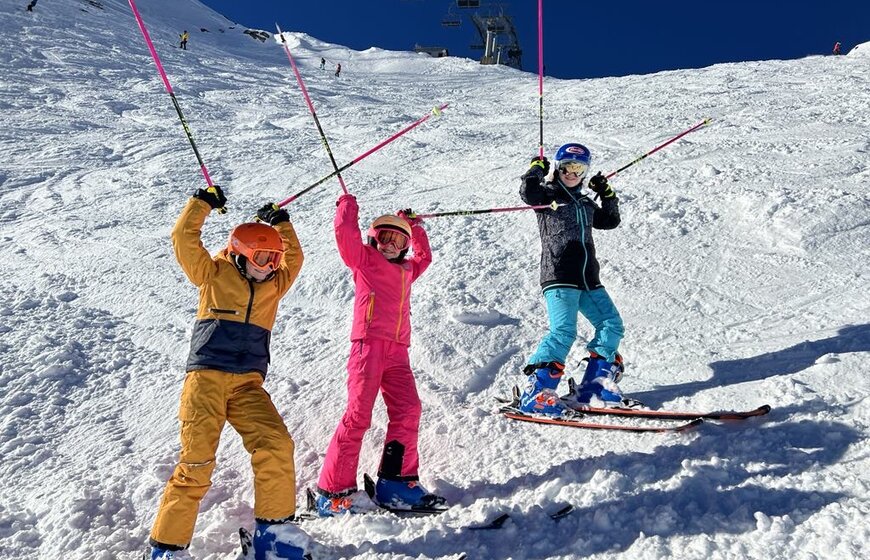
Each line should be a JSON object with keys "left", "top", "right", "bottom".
{"left": 315, "top": 193, "right": 446, "bottom": 515}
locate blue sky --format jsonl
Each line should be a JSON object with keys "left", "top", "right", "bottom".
{"left": 199, "top": 0, "right": 868, "bottom": 78}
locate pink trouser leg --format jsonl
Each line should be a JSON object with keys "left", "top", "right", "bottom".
{"left": 318, "top": 340, "right": 385, "bottom": 493}
{"left": 379, "top": 345, "right": 421, "bottom": 478}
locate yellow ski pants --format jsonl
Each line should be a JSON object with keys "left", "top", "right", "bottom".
{"left": 150, "top": 369, "right": 296, "bottom": 548}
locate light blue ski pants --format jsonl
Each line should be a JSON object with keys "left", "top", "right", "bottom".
{"left": 527, "top": 287, "right": 624, "bottom": 366}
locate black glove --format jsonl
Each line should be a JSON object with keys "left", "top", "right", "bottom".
{"left": 193, "top": 184, "right": 227, "bottom": 210}
{"left": 398, "top": 208, "right": 422, "bottom": 226}
{"left": 529, "top": 156, "right": 550, "bottom": 176}
{"left": 257, "top": 203, "right": 289, "bottom": 225}
{"left": 588, "top": 172, "right": 615, "bottom": 198}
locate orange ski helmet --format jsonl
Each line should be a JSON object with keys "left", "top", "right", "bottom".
{"left": 227, "top": 222, "right": 284, "bottom": 276}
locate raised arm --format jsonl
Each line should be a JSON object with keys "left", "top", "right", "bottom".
{"left": 520, "top": 158, "right": 551, "bottom": 206}
{"left": 334, "top": 194, "right": 366, "bottom": 270}
{"left": 408, "top": 222, "right": 432, "bottom": 280}
{"left": 274, "top": 220, "right": 304, "bottom": 293}
{"left": 255, "top": 202, "right": 304, "bottom": 292}
{"left": 171, "top": 197, "right": 218, "bottom": 286}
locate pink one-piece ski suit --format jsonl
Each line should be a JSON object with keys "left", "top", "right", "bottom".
{"left": 317, "top": 195, "right": 432, "bottom": 494}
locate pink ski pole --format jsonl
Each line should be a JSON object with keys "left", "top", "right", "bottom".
{"left": 537, "top": 0, "right": 545, "bottom": 159}
{"left": 276, "top": 104, "right": 448, "bottom": 207}
{"left": 275, "top": 24, "right": 348, "bottom": 194}
{"left": 606, "top": 118, "right": 712, "bottom": 179}
{"left": 416, "top": 201, "right": 561, "bottom": 220}
{"left": 127, "top": 0, "right": 219, "bottom": 207}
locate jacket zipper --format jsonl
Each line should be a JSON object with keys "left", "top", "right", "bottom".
{"left": 365, "top": 292, "right": 376, "bottom": 327}
{"left": 209, "top": 308, "right": 239, "bottom": 315}
{"left": 394, "top": 267, "right": 406, "bottom": 340}
{"left": 244, "top": 279, "right": 255, "bottom": 324}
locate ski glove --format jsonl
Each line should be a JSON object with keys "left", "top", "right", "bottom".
{"left": 257, "top": 203, "right": 289, "bottom": 225}
{"left": 588, "top": 172, "right": 615, "bottom": 199}
{"left": 529, "top": 156, "right": 550, "bottom": 176}
{"left": 398, "top": 208, "right": 422, "bottom": 226}
{"left": 193, "top": 184, "right": 227, "bottom": 211}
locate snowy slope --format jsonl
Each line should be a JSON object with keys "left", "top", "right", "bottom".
{"left": 1, "top": 1, "right": 868, "bottom": 559}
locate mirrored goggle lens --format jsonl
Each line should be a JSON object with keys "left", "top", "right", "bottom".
{"left": 376, "top": 229, "right": 409, "bottom": 250}
{"left": 251, "top": 250, "right": 282, "bottom": 270}
{"left": 559, "top": 161, "right": 588, "bottom": 176}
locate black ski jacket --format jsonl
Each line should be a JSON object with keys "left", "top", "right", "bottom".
{"left": 519, "top": 168, "right": 620, "bottom": 291}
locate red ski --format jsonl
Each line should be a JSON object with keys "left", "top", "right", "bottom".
{"left": 502, "top": 409, "right": 703, "bottom": 433}
{"left": 576, "top": 403, "right": 771, "bottom": 421}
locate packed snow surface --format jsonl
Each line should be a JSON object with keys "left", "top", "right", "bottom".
{"left": 1, "top": 1, "right": 868, "bottom": 559}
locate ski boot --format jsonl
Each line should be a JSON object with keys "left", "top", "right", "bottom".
{"left": 144, "top": 547, "right": 188, "bottom": 560}
{"left": 253, "top": 521, "right": 311, "bottom": 560}
{"left": 567, "top": 352, "right": 628, "bottom": 408}
{"left": 375, "top": 476, "right": 447, "bottom": 510}
{"left": 518, "top": 361, "right": 569, "bottom": 416}
{"left": 313, "top": 488, "right": 372, "bottom": 517}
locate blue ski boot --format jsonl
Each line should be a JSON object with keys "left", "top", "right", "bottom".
{"left": 573, "top": 353, "right": 625, "bottom": 407}
{"left": 144, "top": 547, "right": 187, "bottom": 560}
{"left": 518, "top": 361, "right": 569, "bottom": 415}
{"left": 313, "top": 488, "right": 372, "bottom": 517}
{"left": 375, "top": 477, "right": 447, "bottom": 510}
{"left": 253, "top": 521, "right": 311, "bottom": 560}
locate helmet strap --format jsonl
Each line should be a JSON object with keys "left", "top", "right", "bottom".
{"left": 233, "top": 253, "right": 248, "bottom": 277}
{"left": 233, "top": 254, "right": 274, "bottom": 283}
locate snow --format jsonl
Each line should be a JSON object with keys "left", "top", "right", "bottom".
{"left": 1, "top": 0, "right": 868, "bottom": 558}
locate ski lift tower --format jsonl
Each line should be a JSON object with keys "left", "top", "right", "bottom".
{"left": 468, "top": 4, "right": 521, "bottom": 70}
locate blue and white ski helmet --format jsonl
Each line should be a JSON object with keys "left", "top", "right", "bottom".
{"left": 553, "top": 143, "right": 592, "bottom": 170}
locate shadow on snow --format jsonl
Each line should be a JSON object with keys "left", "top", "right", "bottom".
{"left": 632, "top": 323, "right": 870, "bottom": 407}
{"left": 316, "top": 413, "right": 858, "bottom": 559}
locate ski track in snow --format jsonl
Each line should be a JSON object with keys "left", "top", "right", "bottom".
{"left": 1, "top": 1, "right": 868, "bottom": 559}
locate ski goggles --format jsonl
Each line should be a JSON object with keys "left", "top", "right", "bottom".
{"left": 375, "top": 229, "right": 410, "bottom": 250}
{"left": 250, "top": 249, "right": 283, "bottom": 272}
{"left": 557, "top": 161, "right": 588, "bottom": 177}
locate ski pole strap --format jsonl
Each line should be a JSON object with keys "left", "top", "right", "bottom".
{"left": 416, "top": 201, "right": 561, "bottom": 219}
{"left": 606, "top": 118, "right": 711, "bottom": 180}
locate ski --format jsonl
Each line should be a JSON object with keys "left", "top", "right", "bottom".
{"left": 467, "top": 504, "right": 575, "bottom": 531}
{"left": 363, "top": 473, "right": 449, "bottom": 516}
{"left": 498, "top": 383, "right": 771, "bottom": 423}
{"left": 576, "top": 403, "right": 771, "bottom": 421}
{"left": 502, "top": 408, "right": 703, "bottom": 433}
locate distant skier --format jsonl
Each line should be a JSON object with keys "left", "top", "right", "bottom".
{"left": 145, "top": 187, "right": 311, "bottom": 560}
{"left": 516, "top": 143, "right": 637, "bottom": 416}
{"left": 25, "top": 0, "right": 37, "bottom": 11}
{"left": 313, "top": 194, "right": 446, "bottom": 516}
{"left": 335, "top": 63, "right": 341, "bottom": 77}
{"left": 320, "top": 57, "right": 326, "bottom": 70}
{"left": 179, "top": 30, "right": 189, "bottom": 50}
{"left": 832, "top": 41, "right": 842, "bottom": 55}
